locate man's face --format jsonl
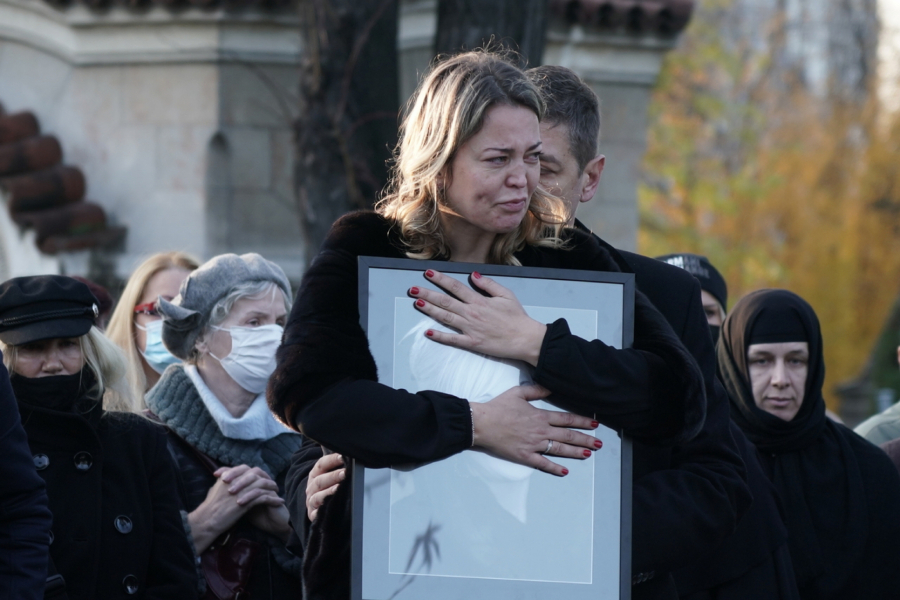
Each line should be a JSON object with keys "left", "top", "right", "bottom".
{"left": 538, "top": 122, "right": 602, "bottom": 225}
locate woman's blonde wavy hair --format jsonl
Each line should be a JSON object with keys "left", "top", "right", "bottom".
{"left": 377, "top": 50, "right": 568, "bottom": 265}
{"left": 2, "top": 327, "right": 132, "bottom": 412}
{"left": 105, "top": 251, "right": 199, "bottom": 411}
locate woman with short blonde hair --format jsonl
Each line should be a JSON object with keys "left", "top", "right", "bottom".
{"left": 106, "top": 251, "right": 198, "bottom": 410}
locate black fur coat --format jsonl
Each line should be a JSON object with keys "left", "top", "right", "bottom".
{"left": 268, "top": 211, "right": 706, "bottom": 599}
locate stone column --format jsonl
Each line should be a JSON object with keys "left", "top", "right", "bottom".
{"left": 544, "top": 25, "right": 677, "bottom": 252}
{"left": 0, "top": 0, "right": 304, "bottom": 281}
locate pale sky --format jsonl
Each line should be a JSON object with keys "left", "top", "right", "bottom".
{"left": 880, "top": 0, "right": 900, "bottom": 109}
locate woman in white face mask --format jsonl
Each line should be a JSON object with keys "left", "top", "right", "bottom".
{"left": 106, "top": 251, "right": 198, "bottom": 411}
{"left": 145, "top": 253, "right": 304, "bottom": 600}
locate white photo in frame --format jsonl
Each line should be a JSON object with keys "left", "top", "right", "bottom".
{"left": 354, "top": 256, "right": 634, "bottom": 600}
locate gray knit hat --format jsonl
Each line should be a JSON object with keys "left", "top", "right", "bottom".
{"left": 158, "top": 253, "right": 291, "bottom": 359}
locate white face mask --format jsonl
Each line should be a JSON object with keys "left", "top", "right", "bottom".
{"left": 209, "top": 324, "right": 283, "bottom": 394}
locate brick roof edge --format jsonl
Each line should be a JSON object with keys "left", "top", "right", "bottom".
{"left": 549, "top": 0, "right": 695, "bottom": 36}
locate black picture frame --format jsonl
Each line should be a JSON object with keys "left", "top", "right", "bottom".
{"left": 354, "top": 256, "right": 634, "bottom": 600}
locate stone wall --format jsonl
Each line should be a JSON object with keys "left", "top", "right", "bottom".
{"left": 0, "top": 0, "right": 305, "bottom": 282}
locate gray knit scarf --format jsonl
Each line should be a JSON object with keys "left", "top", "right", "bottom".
{"left": 145, "top": 365, "right": 303, "bottom": 478}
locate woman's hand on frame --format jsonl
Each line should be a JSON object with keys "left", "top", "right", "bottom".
{"left": 470, "top": 384, "right": 601, "bottom": 477}
{"left": 409, "top": 269, "right": 547, "bottom": 366}
{"left": 306, "top": 453, "right": 346, "bottom": 522}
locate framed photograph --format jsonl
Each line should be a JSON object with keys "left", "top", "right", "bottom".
{"left": 353, "top": 256, "right": 634, "bottom": 600}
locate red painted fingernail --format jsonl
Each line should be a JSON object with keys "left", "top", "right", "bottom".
{"left": 425, "top": 270, "right": 435, "bottom": 278}
{"left": 410, "top": 286, "right": 420, "bottom": 295}
{"left": 561, "top": 468, "right": 569, "bottom": 476}
{"left": 472, "top": 271, "right": 482, "bottom": 279}
{"left": 594, "top": 439, "right": 603, "bottom": 449}
{"left": 583, "top": 449, "right": 592, "bottom": 457}
{"left": 425, "top": 330, "right": 434, "bottom": 337}
{"left": 591, "top": 420, "right": 599, "bottom": 428}
{"left": 416, "top": 299, "right": 426, "bottom": 308}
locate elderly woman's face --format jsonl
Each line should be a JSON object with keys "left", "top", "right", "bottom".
{"left": 442, "top": 104, "right": 541, "bottom": 236}
{"left": 203, "top": 289, "right": 287, "bottom": 361}
{"left": 747, "top": 342, "right": 809, "bottom": 421}
{"left": 14, "top": 337, "right": 85, "bottom": 378}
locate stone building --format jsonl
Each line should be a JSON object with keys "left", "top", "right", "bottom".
{"left": 0, "top": 0, "right": 694, "bottom": 287}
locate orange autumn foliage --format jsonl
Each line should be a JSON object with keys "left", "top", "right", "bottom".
{"left": 639, "top": 1, "right": 900, "bottom": 409}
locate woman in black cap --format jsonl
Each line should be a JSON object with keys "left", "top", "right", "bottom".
{"left": 0, "top": 275, "right": 196, "bottom": 600}
{"left": 719, "top": 289, "right": 900, "bottom": 599}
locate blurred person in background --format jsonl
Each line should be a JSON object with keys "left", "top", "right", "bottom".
{"left": 719, "top": 289, "right": 900, "bottom": 599}
{"left": 146, "top": 253, "right": 303, "bottom": 599}
{"left": 70, "top": 277, "right": 114, "bottom": 330}
{"left": 0, "top": 275, "right": 196, "bottom": 599}
{"left": 854, "top": 344, "right": 900, "bottom": 445}
{"left": 527, "top": 64, "right": 796, "bottom": 600}
{"left": 657, "top": 254, "right": 727, "bottom": 344}
{"left": 0, "top": 350, "right": 51, "bottom": 600}
{"left": 106, "top": 252, "right": 199, "bottom": 410}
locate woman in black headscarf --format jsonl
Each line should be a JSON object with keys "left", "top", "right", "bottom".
{"left": 719, "top": 288, "right": 900, "bottom": 599}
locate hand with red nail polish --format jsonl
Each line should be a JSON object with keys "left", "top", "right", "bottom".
{"left": 470, "top": 385, "right": 600, "bottom": 478}
{"left": 413, "top": 268, "right": 547, "bottom": 366}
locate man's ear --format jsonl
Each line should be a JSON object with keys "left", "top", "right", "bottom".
{"left": 580, "top": 155, "right": 606, "bottom": 203}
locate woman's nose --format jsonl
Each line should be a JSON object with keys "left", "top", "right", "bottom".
{"left": 506, "top": 161, "right": 527, "bottom": 187}
{"left": 771, "top": 360, "right": 789, "bottom": 387}
{"left": 41, "top": 351, "right": 64, "bottom": 374}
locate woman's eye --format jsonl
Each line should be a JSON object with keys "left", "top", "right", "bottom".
{"left": 488, "top": 156, "right": 507, "bottom": 165}
{"left": 526, "top": 152, "right": 541, "bottom": 163}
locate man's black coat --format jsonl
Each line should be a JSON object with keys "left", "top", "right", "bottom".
{"left": 590, "top": 234, "right": 752, "bottom": 600}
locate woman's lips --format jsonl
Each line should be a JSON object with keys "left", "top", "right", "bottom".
{"left": 766, "top": 397, "right": 792, "bottom": 407}
{"left": 499, "top": 199, "right": 526, "bottom": 211}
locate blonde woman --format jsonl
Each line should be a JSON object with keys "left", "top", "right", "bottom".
{"left": 106, "top": 252, "right": 198, "bottom": 409}
{"left": 0, "top": 275, "right": 196, "bottom": 599}
{"left": 271, "top": 50, "right": 704, "bottom": 598}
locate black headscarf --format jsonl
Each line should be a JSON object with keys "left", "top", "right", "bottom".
{"left": 718, "top": 289, "right": 874, "bottom": 597}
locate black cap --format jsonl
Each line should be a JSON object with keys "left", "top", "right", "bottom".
{"left": 0, "top": 276, "right": 99, "bottom": 345}
{"left": 656, "top": 253, "right": 728, "bottom": 311}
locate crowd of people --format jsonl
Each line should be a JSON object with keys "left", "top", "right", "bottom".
{"left": 3, "top": 49, "right": 900, "bottom": 600}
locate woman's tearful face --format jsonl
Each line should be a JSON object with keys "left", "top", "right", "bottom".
{"left": 442, "top": 104, "right": 542, "bottom": 236}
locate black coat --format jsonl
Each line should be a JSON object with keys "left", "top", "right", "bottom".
{"left": 720, "top": 289, "right": 900, "bottom": 599}
{"left": 0, "top": 357, "right": 51, "bottom": 600}
{"left": 145, "top": 364, "right": 304, "bottom": 600}
{"left": 15, "top": 383, "right": 196, "bottom": 600}
{"left": 589, "top": 237, "right": 771, "bottom": 600}
{"left": 271, "top": 211, "right": 709, "bottom": 599}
